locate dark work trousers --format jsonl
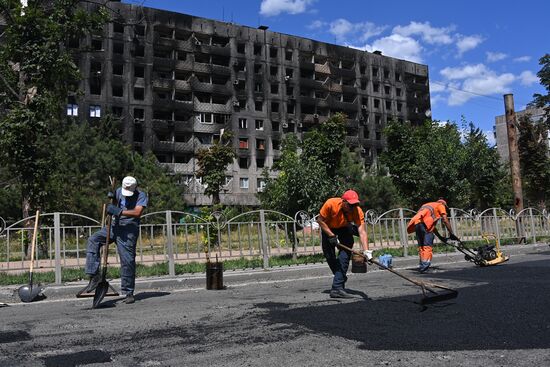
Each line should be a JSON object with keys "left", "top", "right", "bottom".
{"left": 322, "top": 226, "right": 355, "bottom": 290}
{"left": 85, "top": 223, "right": 139, "bottom": 295}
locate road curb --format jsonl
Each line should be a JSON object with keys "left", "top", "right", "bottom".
{"left": 1, "top": 243, "right": 547, "bottom": 304}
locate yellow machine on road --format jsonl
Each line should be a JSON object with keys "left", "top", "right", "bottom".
{"left": 447, "top": 233, "right": 510, "bottom": 266}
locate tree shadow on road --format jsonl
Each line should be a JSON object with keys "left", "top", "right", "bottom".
{"left": 255, "top": 258, "right": 550, "bottom": 352}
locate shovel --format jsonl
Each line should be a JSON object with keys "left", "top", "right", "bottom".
{"left": 92, "top": 178, "right": 117, "bottom": 309}
{"left": 336, "top": 243, "right": 458, "bottom": 305}
{"left": 18, "top": 210, "right": 43, "bottom": 303}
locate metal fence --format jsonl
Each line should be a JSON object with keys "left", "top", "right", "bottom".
{"left": 1, "top": 207, "right": 548, "bottom": 284}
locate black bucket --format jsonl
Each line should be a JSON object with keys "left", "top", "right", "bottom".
{"left": 351, "top": 254, "right": 367, "bottom": 273}
{"left": 206, "top": 261, "right": 224, "bottom": 290}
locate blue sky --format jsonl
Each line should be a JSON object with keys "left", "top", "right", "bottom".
{"left": 128, "top": 0, "right": 548, "bottom": 145}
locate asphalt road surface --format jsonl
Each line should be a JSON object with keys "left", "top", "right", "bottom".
{"left": 1, "top": 249, "right": 550, "bottom": 367}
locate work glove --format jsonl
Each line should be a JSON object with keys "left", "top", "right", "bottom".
{"left": 363, "top": 250, "right": 373, "bottom": 261}
{"left": 449, "top": 233, "right": 460, "bottom": 242}
{"left": 107, "top": 204, "right": 123, "bottom": 217}
{"left": 327, "top": 236, "right": 339, "bottom": 246}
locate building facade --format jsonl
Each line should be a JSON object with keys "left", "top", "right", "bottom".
{"left": 68, "top": 1, "right": 431, "bottom": 206}
{"left": 494, "top": 106, "right": 548, "bottom": 163}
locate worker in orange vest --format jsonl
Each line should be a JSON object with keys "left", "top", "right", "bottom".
{"left": 317, "top": 190, "right": 371, "bottom": 298}
{"left": 407, "top": 199, "right": 458, "bottom": 272}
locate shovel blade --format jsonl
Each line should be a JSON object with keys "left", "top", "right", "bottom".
{"left": 18, "top": 284, "right": 43, "bottom": 303}
{"left": 92, "top": 280, "right": 110, "bottom": 309}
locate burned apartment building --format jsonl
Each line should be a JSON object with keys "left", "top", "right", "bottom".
{"left": 69, "top": 2, "right": 431, "bottom": 206}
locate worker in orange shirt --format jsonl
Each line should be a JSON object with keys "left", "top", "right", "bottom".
{"left": 317, "top": 190, "right": 371, "bottom": 298}
{"left": 407, "top": 199, "right": 458, "bottom": 273}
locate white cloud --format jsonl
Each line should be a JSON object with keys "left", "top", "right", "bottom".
{"left": 456, "top": 34, "right": 484, "bottom": 56}
{"left": 486, "top": 51, "right": 507, "bottom": 63}
{"left": 439, "top": 64, "right": 515, "bottom": 106}
{"left": 307, "top": 20, "right": 326, "bottom": 30}
{"left": 361, "top": 34, "right": 423, "bottom": 63}
{"left": 430, "top": 94, "right": 446, "bottom": 107}
{"left": 514, "top": 56, "right": 531, "bottom": 63}
{"left": 328, "top": 18, "right": 386, "bottom": 42}
{"left": 260, "top": 0, "right": 315, "bottom": 17}
{"left": 430, "top": 82, "right": 446, "bottom": 93}
{"left": 519, "top": 70, "right": 539, "bottom": 86}
{"left": 440, "top": 64, "right": 491, "bottom": 80}
{"left": 393, "top": 21, "right": 455, "bottom": 45}
{"left": 448, "top": 73, "right": 515, "bottom": 106}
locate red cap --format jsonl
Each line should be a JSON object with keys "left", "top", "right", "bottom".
{"left": 342, "top": 190, "right": 360, "bottom": 204}
{"left": 437, "top": 198, "right": 447, "bottom": 206}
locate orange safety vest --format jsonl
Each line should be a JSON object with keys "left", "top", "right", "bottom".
{"left": 406, "top": 202, "right": 445, "bottom": 234}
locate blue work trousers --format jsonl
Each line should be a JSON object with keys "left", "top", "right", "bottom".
{"left": 85, "top": 224, "right": 139, "bottom": 295}
{"left": 322, "top": 226, "right": 354, "bottom": 290}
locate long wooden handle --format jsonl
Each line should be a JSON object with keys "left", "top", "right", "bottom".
{"left": 28, "top": 210, "right": 40, "bottom": 274}
{"left": 336, "top": 242, "right": 426, "bottom": 288}
{"left": 100, "top": 178, "right": 117, "bottom": 276}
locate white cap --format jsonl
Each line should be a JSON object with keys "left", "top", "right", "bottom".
{"left": 121, "top": 176, "right": 137, "bottom": 196}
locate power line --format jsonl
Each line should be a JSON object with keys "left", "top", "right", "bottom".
{"left": 431, "top": 80, "right": 531, "bottom": 106}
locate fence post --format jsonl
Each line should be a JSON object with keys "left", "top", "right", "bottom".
{"left": 529, "top": 208, "right": 536, "bottom": 244}
{"left": 450, "top": 208, "right": 458, "bottom": 252}
{"left": 165, "top": 210, "right": 175, "bottom": 277}
{"left": 260, "top": 210, "right": 270, "bottom": 269}
{"left": 493, "top": 208, "right": 501, "bottom": 246}
{"left": 54, "top": 212, "right": 62, "bottom": 285}
{"left": 398, "top": 208, "right": 408, "bottom": 257}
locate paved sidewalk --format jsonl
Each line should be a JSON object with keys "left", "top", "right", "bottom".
{"left": 1, "top": 242, "right": 547, "bottom": 304}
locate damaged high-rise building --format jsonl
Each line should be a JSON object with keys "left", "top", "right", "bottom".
{"left": 62, "top": 1, "right": 432, "bottom": 206}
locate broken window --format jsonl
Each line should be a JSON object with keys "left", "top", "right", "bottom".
{"left": 237, "top": 43, "right": 246, "bottom": 54}
{"left": 255, "top": 119, "right": 264, "bottom": 130}
{"left": 256, "top": 139, "right": 266, "bottom": 151}
{"left": 239, "top": 118, "right": 247, "bottom": 129}
{"left": 253, "top": 44, "right": 262, "bottom": 56}
{"left": 134, "top": 87, "right": 144, "bottom": 100}
{"left": 255, "top": 101, "right": 263, "bottom": 111}
{"left": 112, "top": 85, "right": 123, "bottom": 97}
{"left": 113, "top": 63, "right": 123, "bottom": 75}
{"left": 134, "top": 45, "right": 145, "bottom": 57}
{"left": 91, "top": 39, "right": 103, "bottom": 51}
{"left": 285, "top": 50, "right": 293, "bottom": 61}
{"left": 113, "top": 42, "right": 124, "bottom": 55}
{"left": 239, "top": 158, "right": 249, "bottom": 169}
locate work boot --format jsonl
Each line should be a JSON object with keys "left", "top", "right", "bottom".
{"left": 418, "top": 265, "right": 431, "bottom": 273}
{"left": 77, "top": 273, "right": 101, "bottom": 295}
{"left": 122, "top": 293, "right": 135, "bottom": 304}
{"left": 330, "top": 289, "right": 353, "bottom": 299}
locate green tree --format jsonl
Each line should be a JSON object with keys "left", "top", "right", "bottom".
{"left": 382, "top": 120, "right": 470, "bottom": 208}
{"left": 532, "top": 54, "right": 550, "bottom": 121}
{"left": 462, "top": 123, "right": 508, "bottom": 209}
{"left": 0, "top": 0, "right": 107, "bottom": 218}
{"left": 259, "top": 113, "right": 347, "bottom": 215}
{"left": 356, "top": 168, "right": 405, "bottom": 213}
{"left": 517, "top": 115, "right": 550, "bottom": 209}
{"left": 196, "top": 132, "right": 236, "bottom": 205}
{"left": 42, "top": 116, "right": 186, "bottom": 218}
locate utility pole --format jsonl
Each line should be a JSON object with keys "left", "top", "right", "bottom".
{"left": 503, "top": 94, "right": 524, "bottom": 213}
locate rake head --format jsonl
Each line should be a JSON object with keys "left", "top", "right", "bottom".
{"left": 420, "top": 288, "right": 458, "bottom": 305}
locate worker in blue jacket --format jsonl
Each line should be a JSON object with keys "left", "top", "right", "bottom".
{"left": 79, "top": 176, "right": 148, "bottom": 304}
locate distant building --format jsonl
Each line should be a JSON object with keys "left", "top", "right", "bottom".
{"left": 494, "top": 106, "right": 548, "bottom": 163}
{"left": 2, "top": 1, "right": 432, "bottom": 206}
